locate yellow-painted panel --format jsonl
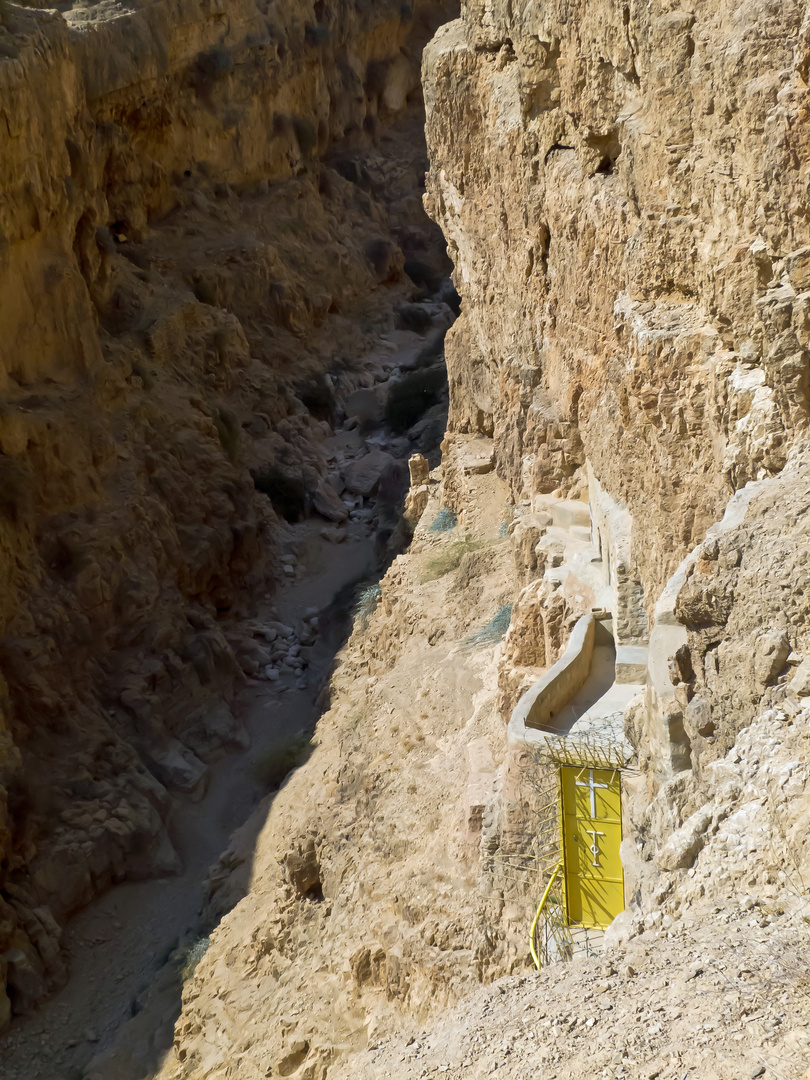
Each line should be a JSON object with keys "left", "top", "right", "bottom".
{"left": 561, "top": 766, "right": 624, "bottom": 929}
{"left": 565, "top": 875, "right": 626, "bottom": 928}
{"left": 561, "top": 766, "right": 621, "bottom": 823}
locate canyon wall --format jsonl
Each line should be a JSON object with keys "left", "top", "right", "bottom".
{"left": 0, "top": 0, "right": 453, "bottom": 1025}
{"left": 424, "top": 0, "right": 810, "bottom": 787}
{"left": 425, "top": 0, "right": 810, "bottom": 593}
{"left": 114, "top": 3, "right": 810, "bottom": 1076}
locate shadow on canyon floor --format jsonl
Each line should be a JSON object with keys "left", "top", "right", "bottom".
{"left": 0, "top": 355, "right": 449, "bottom": 1080}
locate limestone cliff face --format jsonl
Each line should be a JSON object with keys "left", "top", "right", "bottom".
{"left": 424, "top": 0, "right": 810, "bottom": 606}
{"left": 0, "top": 0, "right": 452, "bottom": 1025}
{"left": 423, "top": 1, "right": 810, "bottom": 805}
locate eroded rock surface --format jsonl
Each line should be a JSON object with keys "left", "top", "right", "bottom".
{"left": 0, "top": 0, "right": 455, "bottom": 1025}
{"left": 4, "top": 0, "right": 810, "bottom": 1075}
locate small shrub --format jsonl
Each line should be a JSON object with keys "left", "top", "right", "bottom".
{"left": 422, "top": 537, "right": 485, "bottom": 582}
{"left": 385, "top": 366, "right": 446, "bottom": 434}
{"left": 429, "top": 507, "right": 457, "bottom": 534}
{"left": 252, "top": 732, "right": 312, "bottom": 789}
{"left": 498, "top": 505, "right": 516, "bottom": 538}
{"left": 213, "top": 406, "right": 240, "bottom": 461}
{"left": 176, "top": 935, "right": 210, "bottom": 981}
{"left": 464, "top": 604, "right": 513, "bottom": 649}
{"left": 354, "top": 583, "right": 381, "bottom": 628}
{"left": 251, "top": 467, "right": 306, "bottom": 522}
{"left": 346, "top": 709, "right": 365, "bottom": 732}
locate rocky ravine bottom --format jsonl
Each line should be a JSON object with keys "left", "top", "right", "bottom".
{"left": 0, "top": 316, "right": 451, "bottom": 1080}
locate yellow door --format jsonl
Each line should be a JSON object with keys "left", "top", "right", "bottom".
{"left": 561, "top": 766, "right": 624, "bottom": 929}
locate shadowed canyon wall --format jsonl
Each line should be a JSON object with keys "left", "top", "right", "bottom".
{"left": 0, "top": 0, "right": 453, "bottom": 1025}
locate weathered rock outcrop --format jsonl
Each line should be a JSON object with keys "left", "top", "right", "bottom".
{"left": 424, "top": 0, "right": 810, "bottom": 604}
{"left": 423, "top": 0, "right": 810, "bottom": 850}
{"left": 0, "top": 0, "right": 453, "bottom": 1023}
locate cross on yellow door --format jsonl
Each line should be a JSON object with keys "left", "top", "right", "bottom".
{"left": 561, "top": 765, "right": 624, "bottom": 929}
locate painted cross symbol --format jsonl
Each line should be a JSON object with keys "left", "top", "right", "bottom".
{"left": 585, "top": 827, "right": 606, "bottom": 868}
{"left": 576, "top": 768, "right": 608, "bottom": 817}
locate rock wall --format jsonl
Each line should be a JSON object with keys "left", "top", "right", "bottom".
{"left": 424, "top": 0, "right": 810, "bottom": 611}
{"left": 0, "top": 0, "right": 453, "bottom": 1025}
{"left": 423, "top": 0, "right": 810, "bottom": 842}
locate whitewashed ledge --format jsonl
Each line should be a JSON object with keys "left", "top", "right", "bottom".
{"left": 507, "top": 613, "right": 595, "bottom": 747}
{"left": 508, "top": 613, "right": 638, "bottom": 761}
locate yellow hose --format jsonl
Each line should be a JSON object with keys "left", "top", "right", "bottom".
{"left": 529, "top": 862, "right": 562, "bottom": 971}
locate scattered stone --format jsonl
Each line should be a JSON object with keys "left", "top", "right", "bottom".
{"left": 343, "top": 449, "right": 397, "bottom": 497}
{"left": 321, "top": 526, "right": 346, "bottom": 543}
{"left": 313, "top": 481, "right": 350, "bottom": 523}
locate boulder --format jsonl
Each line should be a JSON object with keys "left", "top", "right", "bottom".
{"left": 312, "top": 480, "right": 349, "bottom": 522}
{"left": 788, "top": 656, "right": 810, "bottom": 696}
{"left": 146, "top": 741, "right": 208, "bottom": 798}
{"left": 654, "top": 804, "right": 714, "bottom": 871}
{"left": 404, "top": 484, "right": 429, "bottom": 524}
{"left": 321, "top": 526, "right": 346, "bottom": 543}
{"left": 343, "top": 449, "right": 397, "bottom": 497}
{"left": 408, "top": 452, "right": 430, "bottom": 486}
{"left": 753, "top": 629, "right": 790, "bottom": 686}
